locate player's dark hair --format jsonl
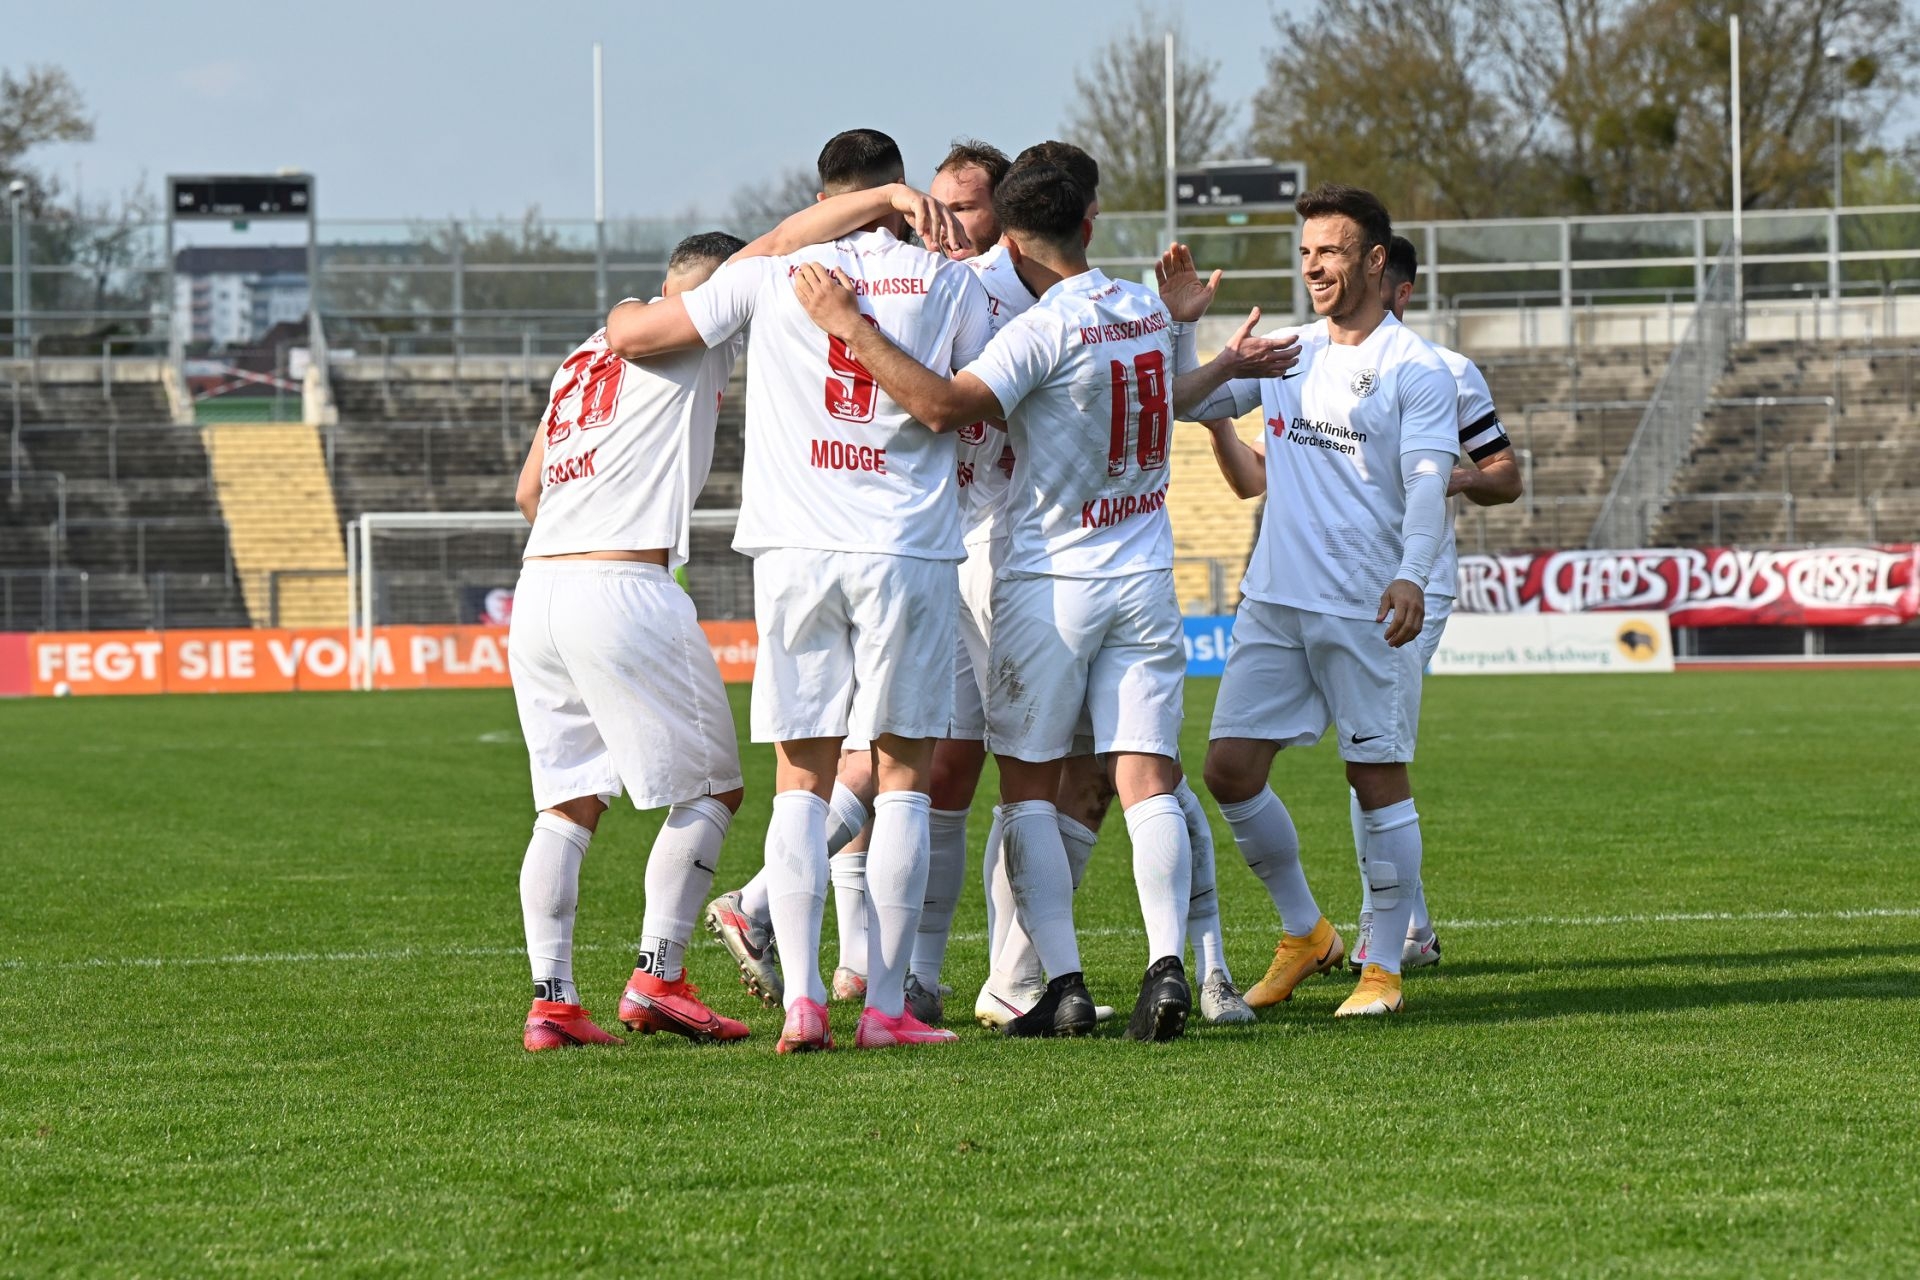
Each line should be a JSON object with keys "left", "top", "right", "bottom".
{"left": 1385, "top": 234, "right": 1419, "bottom": 288}
{"left": 816, "top": 128, "right": 906, "bottom": 194}
{"left": 992, "top": 163, "right": 1089, "bottom": 249}
{"left": 667, "top": 232, "right": 746, "bottom": 274}
{"left": 936, "top": 138, "right": 1011, "bottom": 190}
{"left": 1295, "top": 182, "right": 1393, "bottom": 258}
{"left": 1011, "top": 141, "right": 1099, "bottom": 199}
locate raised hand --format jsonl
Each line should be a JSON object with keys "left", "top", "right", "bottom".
{"left": 791, "top": 262, "right": 863, "bottom": 339}
{"left": 1155, "top": 242, "right": 1223, "bottom": 322}
{"left": 1214, "top": 308, "right": 1300, "bottom": 381}
{"left": 892, "top": 186, "right": 970, "bottom": 257}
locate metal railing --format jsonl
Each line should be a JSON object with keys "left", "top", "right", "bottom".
{"left": 1590, "top": 245, "right": 1739, "bottom": 547}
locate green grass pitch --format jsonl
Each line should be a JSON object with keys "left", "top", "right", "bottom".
{"left": 2, "top": 672, "right": 1918, "bottom": 1277}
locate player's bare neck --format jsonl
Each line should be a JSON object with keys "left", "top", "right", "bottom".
{"left": 1327, "top": 301, "right": 1388, "bottom": 347}
{"left": 1014, "top": 247, "right": 1088, "bottom": 301}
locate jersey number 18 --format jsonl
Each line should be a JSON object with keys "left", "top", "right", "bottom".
{"left": 1107, "top": 350, "right": 1169, "bottom": 476}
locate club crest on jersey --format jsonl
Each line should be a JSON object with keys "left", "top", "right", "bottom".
{"left": 1350, "top": 369, "right": 1378, "bottom": 398}
{"left": 957, "top": 420, "right": 987, "bottom": 445}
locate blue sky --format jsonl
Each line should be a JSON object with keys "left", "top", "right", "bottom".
{"left": 7, "top": 0, "right": 1297, "bottom": 220}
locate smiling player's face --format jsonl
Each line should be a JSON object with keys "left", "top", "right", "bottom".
{"left": 1300, "top": 215, "right": 1380, "bottom": 322}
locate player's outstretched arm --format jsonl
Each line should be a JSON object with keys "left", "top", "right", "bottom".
{"left": 733, "top": 184, "right": 969, "bottom": 260}
{"left": 1172, "top": 308, "right": 1299, "bottom": 418}
{"left": 1452, "top": 446, "right": 1524, "bottom": 506}
{"left": 604, "top": 295, "right": 704, "bottom": 360}
{"left": 791, "top": 263, "right": 1001, "bottom": 432}
{"left": 1203, "top": 419, "right": 1267, "bottom": 499}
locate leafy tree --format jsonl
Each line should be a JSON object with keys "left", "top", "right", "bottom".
{"left": 0, "top": 64, "right": 93, "bottom": 210}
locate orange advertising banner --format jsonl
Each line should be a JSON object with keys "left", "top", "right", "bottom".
{"left": 8, "top": 622, "right": 764, "bottom": 697}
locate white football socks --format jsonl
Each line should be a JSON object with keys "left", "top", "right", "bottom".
{"left": 766, "top": 790, "right": 830, "bottom": 1008}
{"left": 1361, "top": 798, "right": 1423, "bottom": 975}
{"left": 1355, "top": 786, "right": 1433, "bottom": 936}
{"left": 1176, "top": 779, "right": 1228, "bottom": 980}
{"left": 1219, "top": 787, "right": 1320, "bottom": 936}
{"left": 992, "top": 809, "right": 1093, "bottom": 992}
{"left": 1350, "top": 788, "right": 1372, "bottom": 915}
{"left": 736, "top": 779, "right": 866, "bottom": 932}
{"left": 1125, "top": 793, "right": 1192, "bottom": 966}
{"left": 981, "top": 805, "right": 1008, "bottom": 966}
{"left": 912, "top": 807, "right": 969, "bottom": 986}
{"left": 826, "top": 779, "right": 869, "bottom": 853}
{"left": 637, "top": 796, "right": 731, "bottom": 983}
{"left": 520, "top": 812, "right": 591, "bottom": 1005}
{"left": 865, "top": 791, "right": 931, "bottom": 1018}
{"left": 1000, "top": 799, "right": 1081, "bottom": 978}
{"left": 830, "top": 852, "right": 868, "bottom": 977}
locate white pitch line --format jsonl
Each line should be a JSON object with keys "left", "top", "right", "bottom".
{"left": 4, "top": 906, "right": 1918, "bottom": 974}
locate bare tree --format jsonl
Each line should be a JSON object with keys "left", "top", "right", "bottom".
{"left": 727, "top": 166, "right": 821, "bottom": 237}
{"left": 1060, "top": 11, "right": 1233, "bottom": 211}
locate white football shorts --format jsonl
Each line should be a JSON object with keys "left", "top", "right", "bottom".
{"left": 1418, "top": 597, "right": 1454, "bottom": 668}
{"left": 948, "top": 538, "right": 998, "bottom": 742}
{"left": 987, "top": 568, "right": 1184, "bottom": 762}
{"left": 509, "top": 560, "right": 742, "bottom": 812}
{"left": 1210, "top": 597, "right": 1430, "bottom": 764}
{"left": 751, "top": 547, "right": 958, "bottom": 745}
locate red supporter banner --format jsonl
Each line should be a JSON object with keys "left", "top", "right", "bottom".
{"left": 1456, "top": 545, "right": 1920, "bottom": 628}
{"left": 1, "top": 622, "right": 765, "bottom": 697}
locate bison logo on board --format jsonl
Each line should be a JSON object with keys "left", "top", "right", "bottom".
{"left": 1350, "top": 369, "right": 1377, "bottom": 398}
{"left": 1616, "top": 619, "right": 1662, "bottom": 661}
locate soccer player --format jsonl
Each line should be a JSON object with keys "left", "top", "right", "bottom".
{"left": 605, "top": 128, "right": 993, "bottom": 1053}
{"left": 1341, "top": 233, "right": 1522, "bottom": 972}
{"left": 1180, "top": 183, "right": 1460, "bottom": 1019}
{"left": 510, "top": 232, "right": 756, "bottom": 1052}
{"left": 792, "top": 162, "right": 1296, "bottom": 1040}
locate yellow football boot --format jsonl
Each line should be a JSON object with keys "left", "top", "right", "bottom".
{"left": 1334, "top": 964, "right": 1404, "bottom": 1017}
{"left": 1243, "top": 916, "right": 1345, "bottom": 1008}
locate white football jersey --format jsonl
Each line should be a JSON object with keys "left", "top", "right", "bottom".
{"left": 956, "top": 245, "right": 1036, "bottom": 548}
{"left": 1427, "top": 342, "right": 1509, "bottom": 602}
{"left": 523, "top": 310, "right": 742, "bottom": 565}
{"left": 1193, "top": 315, "right": 1458, "bottom": 620}
{"left": 682, "top": 228, "right": 993, "bottom": 561}
{"left": 965, "top": 269, "right": 1176, "bottom": 579}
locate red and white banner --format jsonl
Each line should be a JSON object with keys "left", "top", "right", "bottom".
{"left": 1456, "top": 545, "right": 1920, "bottom": 628}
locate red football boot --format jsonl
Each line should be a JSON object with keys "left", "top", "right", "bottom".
{"left": 523, "top": 999, "right": 625, "bottom": 1052}
{"left": 775, "top": 996, "right": 834, "bottom": 1054}
{"left": 618, "top": 970, "right": 751, "bottom": 1043}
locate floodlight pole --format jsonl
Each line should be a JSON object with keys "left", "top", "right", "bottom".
{"left": 593, "top": 42, "right": 608, "bottom": 314}
{"left": 9, "top": 186, "right": 27, "bottom": 360}
{"left": 1730, "top": 15, "right": 1743, "bottom": 319}
{"left": 1163, "top": 31, "right": 1177, "bottom": 257}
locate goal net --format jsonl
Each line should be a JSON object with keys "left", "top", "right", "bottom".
{"left": 346, "top": 509, "right": 749, "bottom": 690}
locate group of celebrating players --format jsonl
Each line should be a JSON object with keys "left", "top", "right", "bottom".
{"left": 508, "top": 126, "right": 1522, "bottom": 1053}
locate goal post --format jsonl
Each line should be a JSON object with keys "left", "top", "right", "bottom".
{"left": 346, "top": 509, "right": 746, "bottom": 690}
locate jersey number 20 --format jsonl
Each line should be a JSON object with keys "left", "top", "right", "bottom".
{"left": 1108, "top": 350, "right": 1169, "bottom": 476}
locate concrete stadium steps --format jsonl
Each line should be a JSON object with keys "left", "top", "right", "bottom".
{"left": 1651, "top": 339, "right": 1920, "bottom": 546}
{"left": 324, "top": 423, "right": 522, "bottom": 521}
{"left": 8, "top": 381, "right": 173, "bottom": 427}
{"left": 202, "top": 424, "right": 349, "bottom": 628}
{"left": 330, "top": 376, "right": 548, "bottom": 428}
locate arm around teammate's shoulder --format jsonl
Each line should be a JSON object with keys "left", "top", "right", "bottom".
{"left": 606, "top": 257, "right": 769, "bottom": 360}
{"left": 790, "top": 261, "right": 1004, "bottom": 432}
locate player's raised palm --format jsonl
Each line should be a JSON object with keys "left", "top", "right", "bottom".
{"left": 1155, "top": 242, "right": 1223, "bottom": 323}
